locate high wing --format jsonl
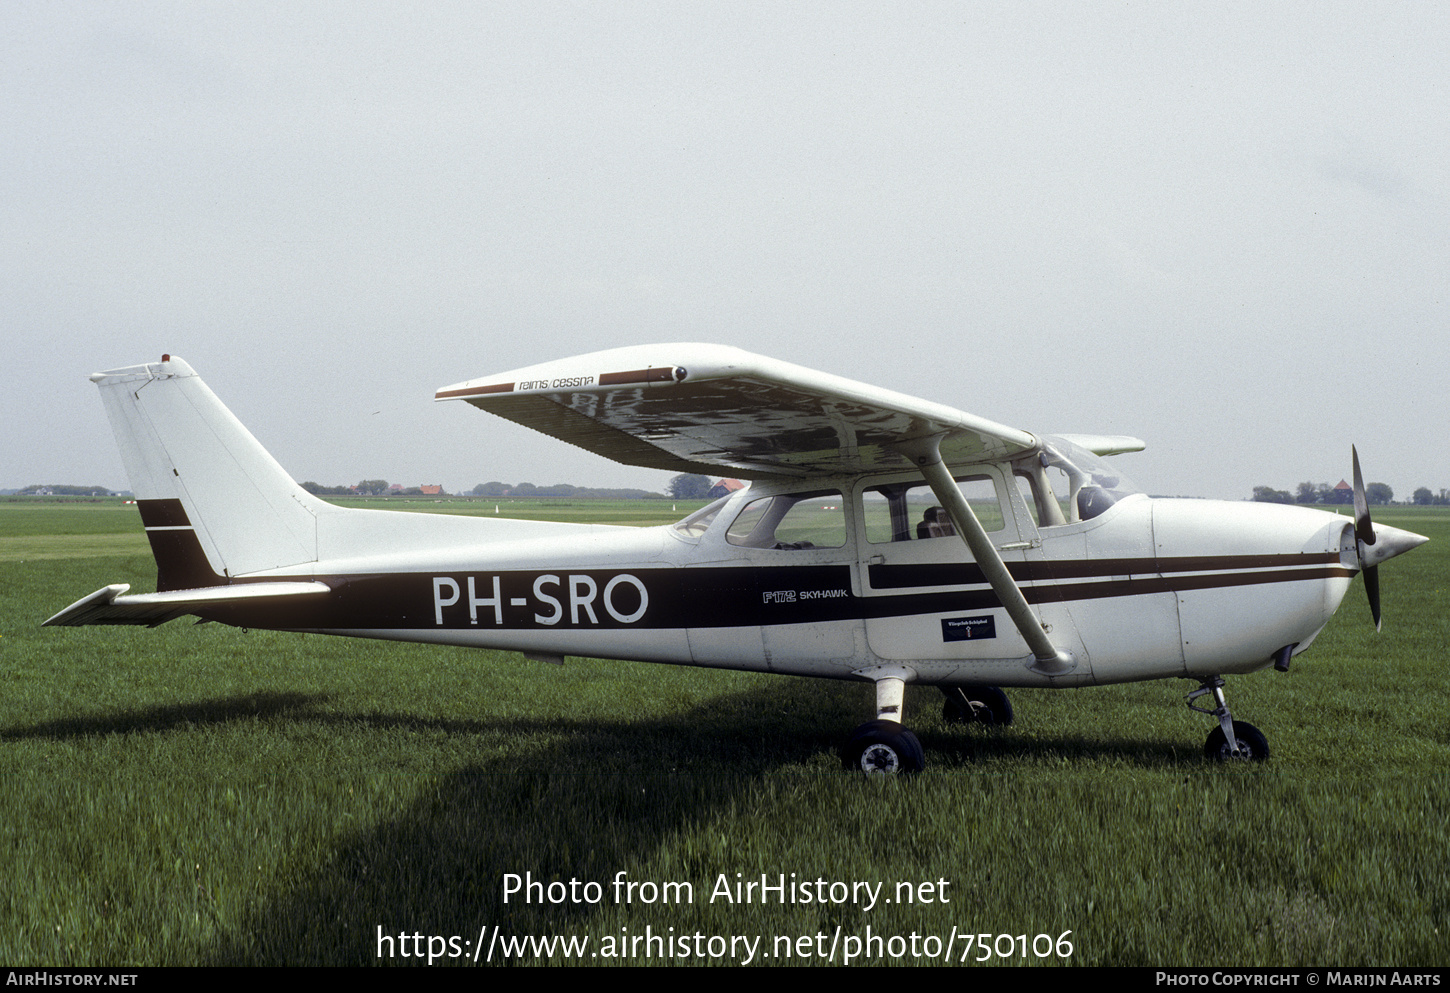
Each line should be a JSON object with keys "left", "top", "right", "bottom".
{"left": 1051, "top": 434, "right": 1147, "bottom": 458}
{"left": 435, "top": 343, "right": 1046, "bottom": 478}
{"left": 436, "top": 343, "right": 1147, "bottom": 676}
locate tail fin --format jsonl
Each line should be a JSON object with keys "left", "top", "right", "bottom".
{"left": 93, "top": 356, "right": 326, "bottom": 589}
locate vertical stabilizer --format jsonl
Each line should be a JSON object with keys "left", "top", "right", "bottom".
{"left": 92, "top": 356, "right": 326, "bottom": 588}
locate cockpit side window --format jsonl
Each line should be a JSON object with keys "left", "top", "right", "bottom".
{"left": 862, "top": 476, "right": 1003, "bottom": 544}
{"left": 726, "top": 491, "right": 846, "bottom": 549}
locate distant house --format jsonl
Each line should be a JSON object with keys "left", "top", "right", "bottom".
{"left": 707, "top": 478, "right": 746, "bottom": 499}
{"left": 420, "top": 484, "right": 443, "bottom": 496}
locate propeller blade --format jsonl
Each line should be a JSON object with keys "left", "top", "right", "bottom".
{"left": 1364, "top": 565, "right": 1382, "bottom": 632}
{"left": 1351, "top": 445, "right": 1375, "bottom": 547}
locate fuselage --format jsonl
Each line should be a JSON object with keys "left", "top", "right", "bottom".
{"left": 206, "top": 466, "right": 1358, "bottom": 691}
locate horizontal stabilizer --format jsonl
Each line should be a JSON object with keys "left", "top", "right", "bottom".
{"left": 43, "top": 581, "right": 332, "bottom": 628}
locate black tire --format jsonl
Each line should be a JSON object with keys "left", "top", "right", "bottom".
{"left": 843, "top": 720, "right": 925, "bottom": 774}
{"left": 941, "top": 686, "right": 1014, "bottom": 727}
{"left": 1204, "top": 721, "right": 1270, "bottom": 762}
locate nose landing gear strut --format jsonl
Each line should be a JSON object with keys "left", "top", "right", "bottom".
{"left": 1188, "top": 676, "right": 1269, "bottom": 762}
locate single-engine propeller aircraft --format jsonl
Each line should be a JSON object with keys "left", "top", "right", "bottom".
{"left": 47, "top": 345, "right": 1428, "bottom": 773}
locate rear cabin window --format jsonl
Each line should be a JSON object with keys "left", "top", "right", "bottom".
{"left": 862, "top": 476, "right": 1003, "bottom": 544}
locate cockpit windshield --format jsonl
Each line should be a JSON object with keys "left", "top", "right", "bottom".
{"left": 671, "top": 494, "right": 732, "bottom": 538}
{"left": 1038, "top": 435, "right": 1144, "bottom": 522}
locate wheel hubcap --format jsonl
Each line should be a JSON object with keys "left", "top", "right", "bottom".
{"left": 859, "top": 743, "right": 901, "bottom": 773}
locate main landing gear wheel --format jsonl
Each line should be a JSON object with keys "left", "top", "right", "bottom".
{"left": 843, "top": 720, "right": 924, "bottom": 775}
{"left": 941, "top": 686, "right": 1014, "bottom": 726}
{"left": 1204, "top": 721, "right": 1270, "bottom": 762}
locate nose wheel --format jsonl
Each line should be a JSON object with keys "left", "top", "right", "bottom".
{"left": 1204, "top": 720, "right": 1269, "bottom": 761}
{"left": 1188, "top": 677, "right": 1270, "bottom": 762}
{"left": 941, "top": 685, "right": 1013, "bottom": 726}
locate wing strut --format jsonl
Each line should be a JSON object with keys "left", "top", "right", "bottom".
{"left": 895, "top": 435, "right": 1075, "bottom": 676}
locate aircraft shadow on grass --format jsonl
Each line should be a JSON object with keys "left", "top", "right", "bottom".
{"left": 3, "top": 679, "right": 1212, "bottom": 965}
{"left": 1, "top": 680, "right": 1188, "bottom": 767}
{"left": 0, "top": 690, "right": 325, "bottom": 742}
{"left": 2, "top": 681, "right": 1173, "bottom": 966}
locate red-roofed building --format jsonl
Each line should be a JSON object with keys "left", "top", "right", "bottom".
{"left": 708, "top": 478, "right": 746, "bottom": 498}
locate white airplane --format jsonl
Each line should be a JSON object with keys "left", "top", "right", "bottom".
{"left": 46, "top": 345, "right": 1428, "bottom": 773}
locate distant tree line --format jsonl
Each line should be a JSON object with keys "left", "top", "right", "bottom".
{"left": 300, "top": 480, "right": 386, "bottom": 496}
{"left": 300, "top": 479, "right": 437, "bottom": 496}
{"left": 16, "top": 484, "right": 116, "bottom": 496}
{"left": 302, "top": 481, "right": 359, "bottom": 496}
{"left": 1252, "top": 481, "right": 1404, "bottom": 505}
{"left": 299, "top": 479, "right": 668, "bottom": 498}
{"left": 469, "top": 481, "right": 663, "bottom": 499}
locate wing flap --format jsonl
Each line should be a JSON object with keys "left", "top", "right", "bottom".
{"left": 44, "top": 582, "right": 332, "bottom": 627}
{"left": 436, "top": 344, "right": 1038, "bottom": 479}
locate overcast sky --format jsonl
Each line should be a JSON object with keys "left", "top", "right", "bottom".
{"left": 4, "top": 2, "right": 1446, "bottom": 501}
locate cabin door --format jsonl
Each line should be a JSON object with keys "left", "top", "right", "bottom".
{"left": 857, "top": 468, "right": 1036, "bottom": 663}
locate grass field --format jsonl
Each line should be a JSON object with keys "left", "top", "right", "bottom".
{"left": 1, "top": 498, "right": 1446, "bottom": 966}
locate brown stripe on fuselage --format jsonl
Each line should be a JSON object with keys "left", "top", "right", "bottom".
{"left": 860, "top": 563, "right": 1352, "bottom": 619}
{"left": 869, "top": 551, "right": 1342, "bottom": 590}
{"left": 1019, "top": 564, "right": 1354, "bottom": 606}
{"left": 188, "top": 559, "right": 1354, "bottom": 632}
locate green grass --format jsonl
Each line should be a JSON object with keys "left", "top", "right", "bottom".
{"left": 0, "top": 499, "right": 144, "bottom": 538}
{"left": 1, "top": 501, "right": 1446, "bottom": 966}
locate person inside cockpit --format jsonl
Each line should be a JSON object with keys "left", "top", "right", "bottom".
{"left": 916, "top": 506, "right": 955, "bottom": 538}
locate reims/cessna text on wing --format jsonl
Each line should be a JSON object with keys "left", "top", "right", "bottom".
{"left": 46, "top": 345, "right": 1427, "bottom": 773}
